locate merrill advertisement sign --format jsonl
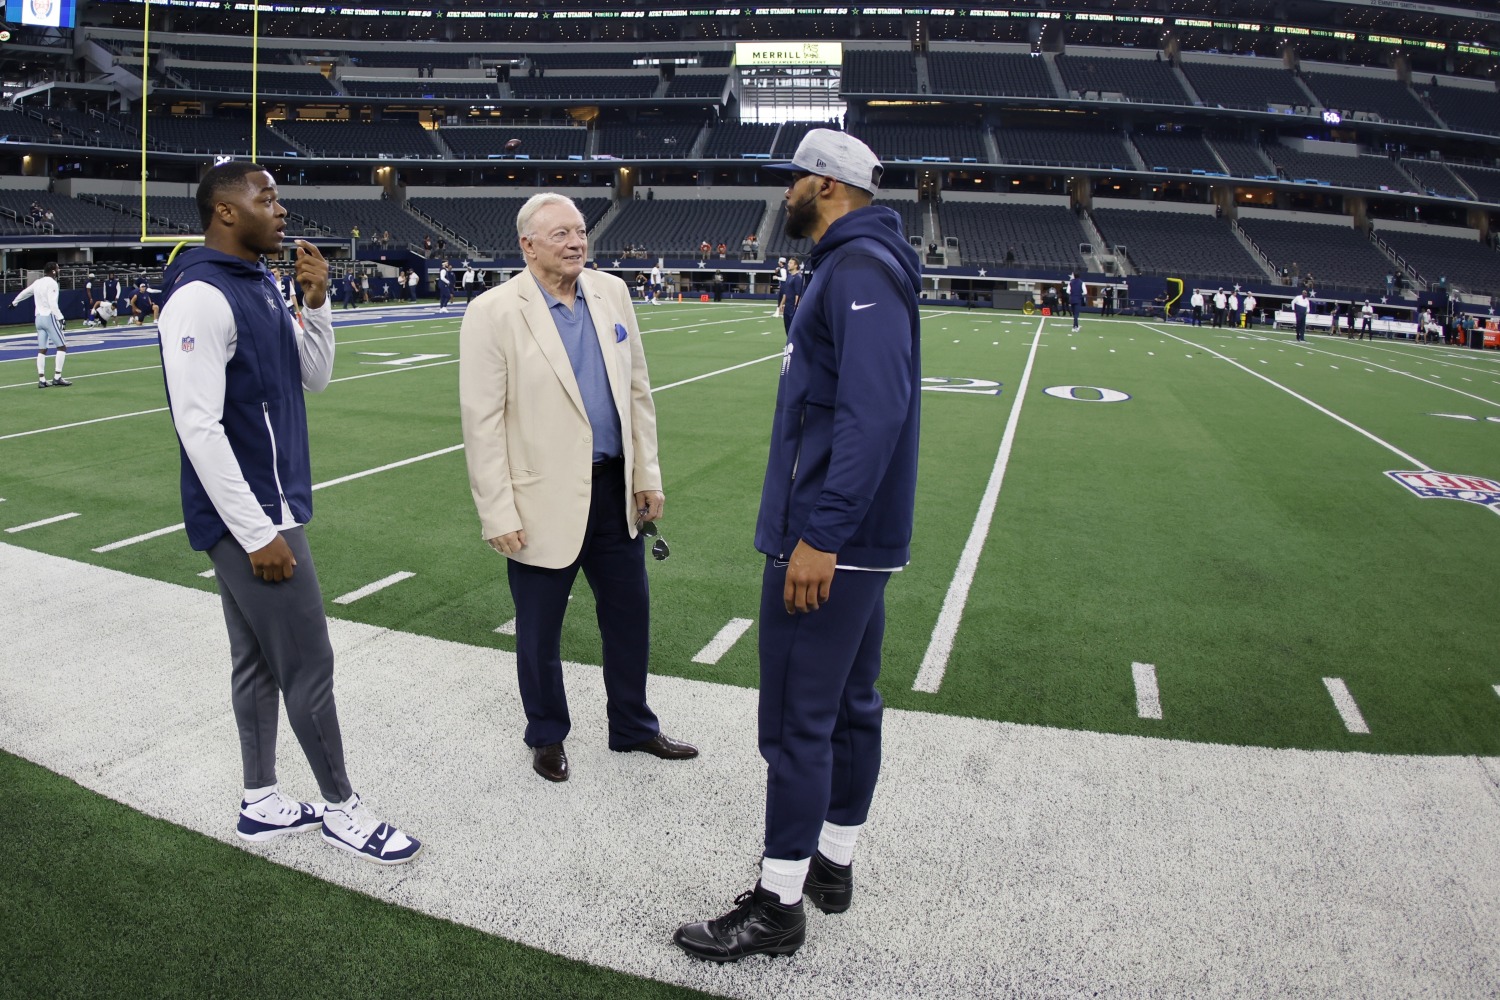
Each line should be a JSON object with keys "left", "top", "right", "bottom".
{"left": 734, "top": 41, "right": 843, "bottom": 66}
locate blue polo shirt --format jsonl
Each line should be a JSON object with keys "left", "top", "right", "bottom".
{"left": 534, "top": 275, "right": 622, "bottom": 462}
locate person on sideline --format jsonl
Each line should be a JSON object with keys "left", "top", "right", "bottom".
{"left": 674, "top": 129, "right": 922, "bottom": 963}
{"left": 458, "top": 192, "right": 697, "bottom": 784}
{"left": 12, "top": 261, "right": 70, "bottom": 388}
{"left": 1292, "top": 289, "right": 1310, "bottom": 341}
{"left": 156, "top": 161, "right": 421, "bottom": 865}
{"left": 1068, "top": 272, "right": 1084, "bottom": 332}
{"left": 778, "top": 257, "right": 804, "bottom": 334}
{"left": 1189, "top": 288, "right": 1205, "bottom": 327}
{"left": 437, "top": 260, "right": 454, "bottom": 313}
{"left": 1243, "top": 292, "right": 1257, "bottom": 329}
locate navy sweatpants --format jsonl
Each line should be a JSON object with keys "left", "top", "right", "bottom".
{"left": 758, "top": 558, "right": 890, "bottom": 861}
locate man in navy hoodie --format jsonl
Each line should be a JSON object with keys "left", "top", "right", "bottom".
{"left": 676, "top": 129, "right": 922, "bottom": 962}
{"left": 157, "top": 161, "right": 420, "bottom": 865}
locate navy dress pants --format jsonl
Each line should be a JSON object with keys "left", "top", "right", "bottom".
{"left": 758, "top": 557, "right": 890, "bottom": 861}
{"left": 506, "top": 460, "right": 660, "bottom": 750}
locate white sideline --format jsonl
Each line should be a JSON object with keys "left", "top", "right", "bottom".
{"left": 912, "top": 316, "right": 1047, "bottom": 695}
{"left": 1133, "top": 661, "right": 1163, "bottom": 720}
{"left": 1, "top": 542, "right": 1497, "bottom": 1000}
{"left": 5, "top": 512, "right": 80, "bottom": 533}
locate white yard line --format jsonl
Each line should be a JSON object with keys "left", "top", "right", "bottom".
{"left": 311, "top": 444, "right": 466, "bottom": 491}
{"left": 5, "top": 512, "right": 80, "bottom": 533}
{"left": 651, "top": 353, "right": 781, "bottom": 392}
{"left": 1143, "top": 325, "right": 1431, "bottom": 470}
{"left": 913, "top": 316, "right": 1047, "bottom": 695}
{"left": 333, "top": 571, "right": 415, "bottom": 605}
{"left": 0, "top": 364, "right": 163, "bottom": 390}
{"left": 328, "top": 359, "right": 458, "bottom": 384}
{"left": 1132, "top": 662, "right": 1163, "bottom": 720}
{"left": 1322, "top": 677, "right": 1370, "bottom": 734}
{"left": 0, "top": 407, "right": 169, "bottom": 442}
{"left": 691, "top": 618, "right": 755, "bottom": 665}
{"left": 494, "top": 618, "right": 516, "bottom": 636}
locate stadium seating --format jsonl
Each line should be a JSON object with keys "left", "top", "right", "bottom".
{"left": 937, "top": 202, "right": 1087, "bottom": 271}
{"left": 1449, "top": 165, "right": 1500, "bottom": 203}
{"left": 1180, "top": 61, "right": 1309, "bottom": 111}
{"left": 1235, "top": 216, "right": 1393, "bottom": 291}
{"left": 1091, "top": 209, "right": 1264, "bottom": 286}
{"left": 287, "top": 198, "right": 431, "bottom": 246}
{"left": 408, "top": 196, "right": 610, "bottom": 256}
{"left": 848, "top": 123, "right": 986, "bottom": 164}
{"left": 664, "top": 74, "right": 729, "bottom": 99}
{"left": 277, "top": 119, "right": 440, "bottom": 158}
{"left": 1208, "top": 137, "right": 1278, "bottom": 179}
{"left": 165, "top": 67, "right": 337, "bottom": 96}
{"left": 926, "top": 50, "right": 1055, "bottom": 99}
{"left": 0, "top": 108, "right": 65, "bottom": 144}
{"left": 1400, "top": 158, "right": 1473, "bottom": 200}
{"left": 592, "top": 199, "right": 766, "bottom": 256}
{"left": 147, "top": 115, "right": 290, "bottom": 156}
{"left": 1423, "top": 85, "right": 1500, "bottom": 137}
{"left": 594, "top": 120, "right": 702, "bottom": 159}
{"left": 92, "top": 194, "right": 201, "bottom": 235}
{"left": 1301, "top": 72, "right": 1437, "bottom": 128}
{"left": 1263, "top": 146, "right": 1418, "bottom": 193}
{"left": 343, "top": 49, "right": 475, "bottom": 69}
{"left": 1373, "top": 228, "right": 1500, "bottom": 293}
{"left": 759, "top": 198, "right": 923, "bottom": 261}
{"left": 1055, "top": 54, "right": 1189, "bottom": 105}
{"left": 438, "top": 125, "right": 589, "bottom": 161}
{"left": 0, "top": 191, "right": 134, "bottom": 236}
{"left": 32, "top": 108, "right": 137, "bottom": 149}
{"left": 339, "top": 79, "right": 498, "bottom": 101}
{"left": 1133, "top": 131, "right": 1225, "bottom": 174}
{"left": 993, "top": 127, "right": 1131, "bottom": 170}
{"left": 509, "top": 76, "right": 657, "bottom": 101}
{"left": 701, "top": 122, "right": 778, "bottom": 159}
{"left": 841, "top": 50, "right": 917, "bottom": 96}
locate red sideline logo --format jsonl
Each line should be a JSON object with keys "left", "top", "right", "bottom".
{"left": 1386, "top": 471, "right": 1500, "bottom": 511}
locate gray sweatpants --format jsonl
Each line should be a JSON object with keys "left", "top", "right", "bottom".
{"left": 208, "top": 526, "right": 353, "bottom": 802}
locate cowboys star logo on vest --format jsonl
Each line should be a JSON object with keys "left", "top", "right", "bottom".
{"left": 1386, "top": 471, "right": 1500, "bottom": 513}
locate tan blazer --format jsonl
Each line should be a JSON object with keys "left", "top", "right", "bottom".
{"left": 459, "top": 269, "right": 662, "bottom": 569}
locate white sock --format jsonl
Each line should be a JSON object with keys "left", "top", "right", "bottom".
{"left": 37, "top": 356, "right": 45, "bottom": 378}
{"left": 326, "top": 792, "right": 358, "bottom": 812}
{"left": 53, "top": 351, "right": 65, "bottom": 376}
{"left": 818, "top": 821, "right": 862, "bottom": 866}
{"left": 759, "top": 856, "right": 809, "bottom": 905}
{"left": 243, "top": 783, "right": 276, "bottom": 804}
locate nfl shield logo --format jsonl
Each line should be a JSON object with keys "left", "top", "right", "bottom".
{"left": 1387, "top": 471, "right": 1500, "bottom": 514}
{"left": 180, "top": 336, "right": 195, "bottom": 353}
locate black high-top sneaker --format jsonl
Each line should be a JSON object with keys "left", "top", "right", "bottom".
{"left": 674, "top": 884, "right": 806, "bottom": 962}
{"left": 803, "top": 852, "right": 853, "bottom": 914}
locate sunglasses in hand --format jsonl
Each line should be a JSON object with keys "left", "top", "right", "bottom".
{"left": 638, "top": 518, "right": 670, "bottom": 561}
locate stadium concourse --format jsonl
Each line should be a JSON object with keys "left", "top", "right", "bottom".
{"left": 3, "top": 0, "right": 1500, "bottom": 994}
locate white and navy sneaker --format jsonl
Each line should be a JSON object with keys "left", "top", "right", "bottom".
{"left": 321, "top": 793, "right": 422, "bottom": 866}
{"left": 236, "top": 788, "right": 325, "bottom": 842}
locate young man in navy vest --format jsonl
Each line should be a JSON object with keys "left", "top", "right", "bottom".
{"left": 157, "top": 161, "right": 421, "bottom": 865}
{"left": 675, "top": 130, "right": 922, "bottom": 962}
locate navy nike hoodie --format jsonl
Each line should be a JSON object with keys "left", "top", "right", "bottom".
{"left": 755, "top": 204, "right": 922, "bottom": 567}
{"left": 159, "top": 247, "right": 313, "bottom": 552}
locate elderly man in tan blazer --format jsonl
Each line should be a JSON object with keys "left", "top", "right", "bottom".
{"left": 459, "top": 192, "right": 697, "bottom": 783}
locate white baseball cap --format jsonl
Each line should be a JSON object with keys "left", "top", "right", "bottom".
{"left": 766, "top": 128, "right": 883, "bottom": 195}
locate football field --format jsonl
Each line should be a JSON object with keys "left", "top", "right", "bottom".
{"left": 3, "top": 299, "right": 1500, "bottom": 997}
{"left": 3, "top": 301, "right": 1498, "bottom": 754}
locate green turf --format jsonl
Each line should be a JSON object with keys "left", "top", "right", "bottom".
{"left": 3, "top": 305, "right": 1499, "bottom": 755}
{"left": 0, "top": 750, "right": 716, "bottom": 1000}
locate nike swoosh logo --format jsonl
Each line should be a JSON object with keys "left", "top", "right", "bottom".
{"left": 851, "top": 302, "right": 876, "bottom": 311}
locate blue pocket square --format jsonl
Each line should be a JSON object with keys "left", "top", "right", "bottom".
{"left": 615, "top": 322, "right": 628, "bottom": 343}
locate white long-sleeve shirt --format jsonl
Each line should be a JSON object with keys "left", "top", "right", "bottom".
{"left": 13, "top": 275, "right": 64, "bottom": 321}
{"left": 159, "top": 281, "right": 335, "bottom": 553}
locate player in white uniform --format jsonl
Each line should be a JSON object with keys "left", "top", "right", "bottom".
{"left": 12, "top": 262, "right": 70, "bottom": 388}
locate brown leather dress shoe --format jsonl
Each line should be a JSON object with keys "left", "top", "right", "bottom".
{"left": 532, "top": 742, "right": 569, "bottom": 782}
{"left": 622, "top": 732, "right": 698, "bottom": 759}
